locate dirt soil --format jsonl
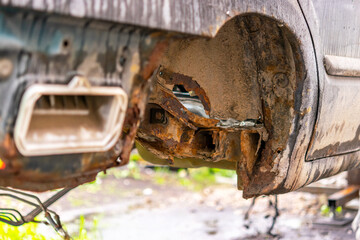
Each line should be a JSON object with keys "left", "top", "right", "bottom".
{"left": 42, "top": 169, "right": 357, "bottom": 240}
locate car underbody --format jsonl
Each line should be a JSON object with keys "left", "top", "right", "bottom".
{"left": 0, "top": 0, "right": 359, "bottom": 202}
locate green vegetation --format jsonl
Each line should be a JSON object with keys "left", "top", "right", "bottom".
{"left": 108, "top": 160, "right": 141, "bottom": 180}
{"left": 320, "top": 204, "right": 343, "bottom": 217}
{"left": 75, "top": 215, "right": 101, "bottom": 240}
{"left": 0, "top": 215, "right": 100, "bottom": 240}
{"left": 149, "top": 165, "right": 236, "bottom": 191}
{"left": 93, "top": 152, "right": 236, "bottom": 191}
{"left": 0, "top": 222, "right": 47, "bottom": 240}
{"left": 178, "top": 168, "right": 236, "bottom": 190}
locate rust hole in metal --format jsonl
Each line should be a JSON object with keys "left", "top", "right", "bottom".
{"left": 150, "top": 108, "right": 167, "bottom": 124}
{"left": 171, "top": 84, "right": 209, "bottom": 118}
{"left": 194, "top": 130, "right": 215, "bottom": 151}
{"left": 61, "top": 39, "right": 71, "bottom": 51}
{"left": 62, "top": 39, "right": 69, "bottom": 48}
{"left": 158, "top": 68, "right": 211, "bottom": 115}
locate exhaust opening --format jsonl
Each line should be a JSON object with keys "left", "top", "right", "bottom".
{"left": 14, "top": 76, "right": 128, "bottom": 156}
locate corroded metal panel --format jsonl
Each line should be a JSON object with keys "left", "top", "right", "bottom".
{"left": 299, "top": 0, "right": 360, "bottom": 160}
{"left": 4, "top": 0, "right": 359, "bottom": 197}
{"left": 0, "top": 9, "right": 166, "bottom": 191}
{"left": 1, "top": 0, "right": 311, "bottom": 38}
{"left": 135, "top": 4, "right": 321, "bottom": 197}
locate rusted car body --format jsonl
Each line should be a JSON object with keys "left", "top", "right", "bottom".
{"left": 0, "top": 0, "right": 359, "bottom": 199}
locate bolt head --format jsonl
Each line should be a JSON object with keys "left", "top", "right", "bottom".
{"left": 273, "top": 73, "right": 289, "bottom": 88}
{"left": 155, "top": 111, "right": 163, "bottom": 120}
{"left": 150, "top": 108, "right": 167, "bottom": 124}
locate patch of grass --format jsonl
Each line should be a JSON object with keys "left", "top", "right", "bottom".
{"left": 154, "top": 175, "right": 166, "bottom": 185}
{"left": 102, "top": 154, "right": 142, "bottom": 180}
{"left": 71, "top": 215, "right": 101, "bottom": 240}
{"left": 320, "top": 204, "right": 330, "bottom": 216}
{"left": 129, "top": 153, "right": 142, "bottom": 162}
{"left": 189, "top": 168, "right": 216, "bottom": 183}
{"left": 320, "top": 204, "right": 342, "bottom": 217}
{"left": 210, "top": 168, "right": 236, "bottom": 178}
{"left": 153, "top": 167, "right": 170, "bottom": 185}
{"left": 97, "top": 152, "right": 236, "bottom": 190}
{"left": 0, "top": 222, "right": 49, "bottom": 240}
{"left": 75, "top": 215, "right": 88, "bottom": 239}
{"left": 0, "top": 215, "right": 100, "bottom": 240}
{"left": 109, "top": 160, "right": 141, "bottom": 180}
{"left": 150, "top": 167, "right": 236, "bottom": 191}
{"left": 79, "top": 176, "right": 103, "bottom": 193}
{"left": 179, "top": 168, "right": 216, "bottom": 191}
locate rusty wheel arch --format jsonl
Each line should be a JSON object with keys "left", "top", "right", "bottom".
{"left": 136, "top": 12, "right": 316, "bottom": 198}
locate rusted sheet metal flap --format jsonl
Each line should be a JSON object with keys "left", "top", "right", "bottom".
{"left": 324, "top": 55, "right": 360, "bottom": 77}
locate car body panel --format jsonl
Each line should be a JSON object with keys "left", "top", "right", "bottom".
{"left": 299, "top": 0, "right": 360, "bottom": 160}
{"left": 0, "top": 0, "right": 358, "bottom": 198}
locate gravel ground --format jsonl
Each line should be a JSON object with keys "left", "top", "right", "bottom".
{"left": 49, "top": 169, "right": 357, "bottom": 240}
{"left": 0, "top": 167, "right": 357, "bottom": 240}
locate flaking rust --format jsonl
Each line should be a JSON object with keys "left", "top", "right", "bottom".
{"left": 137, "top": 66, "right": 268, "bottom": 192}
{"left": 0, "top": 13, "right": 174, "bottom": 191}
{"left": 137, "top": 14, "right": 305, "bottom": 197}
{"left": 119, "top": 38, "right": 171, "bottom": 166}
{"left": 2, "top": 0, "right": 360, "bottom": 199}
{"left": 158, "top": 67, "right": 211, "bottom": 115}
{"left": 237, "top": 131, "right": 261, "bottom": 188}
